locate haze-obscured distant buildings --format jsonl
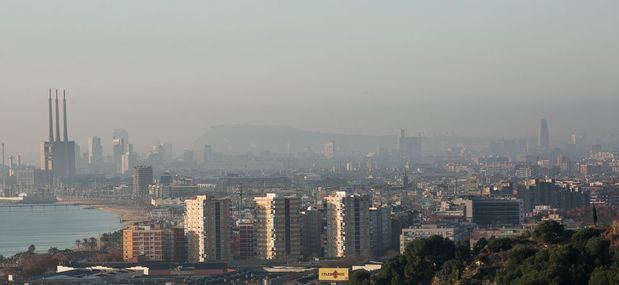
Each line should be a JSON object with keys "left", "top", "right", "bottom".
{"left": 398, "top": 129, "right": 422, "bottom": 163}
{"left": 39, "top": 89, "right": 76, "bottom": 179}
{"left": 539, "top": 119, "right": 550, "bottom": 149}
{"left": 323, "top": 141, "right": 336, "bottom": 160}
{"left": 87, "top": 136, "right": 103, "bottom": 166}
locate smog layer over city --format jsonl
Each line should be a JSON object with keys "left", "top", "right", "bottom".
{"left": 1, "top": 1, "right": 618, "bottom": 285}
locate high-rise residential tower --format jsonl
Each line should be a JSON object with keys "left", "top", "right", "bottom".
{"left": 300, "top": 208, "right": 323, "bottom": 258}
{"left": 325, "top": 192, "right": 371, "bottom": 259}
{"left": 87, "top": 136, "right": 103, "bottom": 165}
{"left": 254, "top": 193, "right": 301, "bottom": 261}
{"left": 112, "top": 129, "right": 129, "bottom": 175}
{"left": 121, "top": 144, "right": 135, "bottom": 176}
{"left": 184, "top": 195, "right": 231, "bottom": 262}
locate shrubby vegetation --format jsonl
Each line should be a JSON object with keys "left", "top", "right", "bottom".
{"left": 0, "top": 230, "right": 123, "bottom": 278}
{"left": 349, "top": 220, "right": 619, "bottom": 285}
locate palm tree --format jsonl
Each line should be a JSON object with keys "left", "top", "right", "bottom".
{"left": 89, "top": 237, "right": 98, "bottom": 250}
{"left": 82, "top": 238, "right": 89, "bottom": 251}
{"left": 48, "top": 247, "right": 59, "bottom": 256}
{"left": 27, "top": 245, "right": 36, "bottom": 255}
{"left": 75, "top": 240, "right": 81, "bottom": 250}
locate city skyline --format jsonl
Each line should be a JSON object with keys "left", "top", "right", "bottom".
{"left": 2, "top": 2, "right": 619, "bottom": 284}
{"left": 0, "top": 94, "right": 613, "bottom": 165}
{"left": 1, "top": 1, "right": 619, "bottom": 158}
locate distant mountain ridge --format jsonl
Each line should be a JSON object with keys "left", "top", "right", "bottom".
{"left": 192, "top": 124, "right": 397, "bottom": 155}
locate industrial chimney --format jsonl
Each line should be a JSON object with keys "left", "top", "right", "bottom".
{"left": 62, "top": 90, "right": 68, "bottom": 142}
{"left": 48, "top": 89, "right": 54, "bottom": 143}
{"left": 55, "top": 90, "right": 60, "bottom": 142}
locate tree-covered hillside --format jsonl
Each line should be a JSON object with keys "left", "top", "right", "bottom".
{"left": 350, "top": 221, "right": 619, "bottom": 285}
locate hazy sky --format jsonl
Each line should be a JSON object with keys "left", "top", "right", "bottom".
{"left": 1, "top": 1, "right": 618, "bottom": 162}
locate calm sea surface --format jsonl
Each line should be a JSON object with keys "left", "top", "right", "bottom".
{"left": 0, "top": 204, "right": 122, "bottom": 256}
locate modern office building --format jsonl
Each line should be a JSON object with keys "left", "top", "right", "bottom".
{"left": 325, "top": 192, "right": 371, "bottom": 259}
{"left": 184, "top": 195, "right": 231, "bottom": 262}
{"left": 132, "top": 166, "right": 153, "bottom": 199}
{"left": 465, "top": 197, "right": 523, "bottom": 227}
{"left": 253, "top": 193, "right": 301, "bottom": 261}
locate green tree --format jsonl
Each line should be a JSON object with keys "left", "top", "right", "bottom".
{"left": 571, "top": 228, "right": 603, "bottom": 246}
{"left": 589, "top": 266, "right": 619, "bottom": 285}
{"left": 47, "top": 247, "right": 59, "bottom": 256}
{"left": 348, "top": 269, "right": 372, "bottom": 285}
{"left": 486, "top": 237, "right": 515, "bottom": 253}
{"left": 472, "top": 238, "right": 487, "bottom": 255}
{"left": 532, "top": 220, "right": 565, "bottom": 244}
{"left": 89, "top": 237, "right": 98, "bottom": 250}
{"left": 375, "top": 236, "right": 460, "bottom": 285}
{"left": 375, "top": 255, "right": 406, "bottom": 285}
{"left": 100, "top": 230, "right": 122, "bottom": 250}
{"left": 27, "top": 245, "right": 36, "bottom": 255}
{"left": 585, "top": 237, "right": 610, "bottom": 267}
{"left": 593, "top": 206, "right": 598, "bottom": 226}
{"left": 436, "top": 259, "right": 464, "bottom": 284}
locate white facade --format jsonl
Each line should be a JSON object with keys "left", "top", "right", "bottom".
{"left": 399, "top": 224, "right": 468, "bottom": 253}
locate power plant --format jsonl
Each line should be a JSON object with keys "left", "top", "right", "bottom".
{"left": 39, "top": 89, "right": 76, "bottom": 178}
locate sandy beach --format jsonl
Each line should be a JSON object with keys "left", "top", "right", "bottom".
{"left": 57, "top": 199, "right": 149, "bottom": 226}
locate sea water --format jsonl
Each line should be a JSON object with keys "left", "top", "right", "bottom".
{"left": 0, "top": 204, "right": 121, "bottom": 256}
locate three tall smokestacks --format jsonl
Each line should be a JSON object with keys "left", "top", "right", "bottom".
{"left": 48, "top": 89, "right": 70, "bottom": 142}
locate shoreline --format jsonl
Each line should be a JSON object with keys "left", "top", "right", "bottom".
{"left": 57, "top": 199, "right": 149, "bottom": 226}
{"left": 0, "top": 202, "right": 134, "bottom": 257}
